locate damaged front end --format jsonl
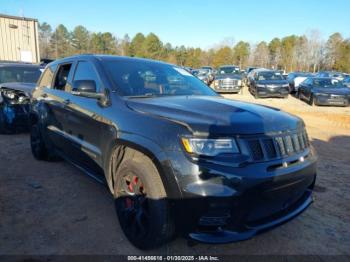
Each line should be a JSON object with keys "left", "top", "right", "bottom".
{"left": 0, "top": 87, "right": 31, "bottom": 133}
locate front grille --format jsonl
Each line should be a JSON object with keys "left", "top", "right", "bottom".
{"left": 243, "top": 130, "right": 309, "bottom": 162}
{"left": 328, "top": 94, "right": 346, "bottom": 101}
{"left": 219, "top": 79, "right": 239, "bottom": 88}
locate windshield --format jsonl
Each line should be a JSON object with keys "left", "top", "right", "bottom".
{"left": 313, "top": 78, "right": 342, "bottom": 88}
{"left": 0, "top": 66, "right": 42, "bottom": 84}
{"left": 103, "top": 60, "right": 217, "bottom": 97}
{"left": 258, "top": 71, "right": 284, "bottom": 81}
{"left": 218, "top": 67, "right": 240, "bottom": 74}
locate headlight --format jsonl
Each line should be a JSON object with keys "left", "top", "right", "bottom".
{"left": 181, "top": 137, "right": 239, "bottom": 156}
{"left": 214, "top": 80, "right": 219, "bottom": 87}
{"left": 282, "top": 84, "right": 289, "bottom": 87}
{"left": 256, "top": 84, "right": 265, "bottom": 88}
{"left": 3, "top": 91, "right": 16, "bottom": 99}
{"left": 238, "top": 80, "right": 242, "bottom": 86}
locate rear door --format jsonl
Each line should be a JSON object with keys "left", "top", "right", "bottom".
{"left": 39, "top": 62, "right": 75, "bottom": 152}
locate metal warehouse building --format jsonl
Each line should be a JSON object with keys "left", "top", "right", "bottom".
{"left": 0, "top": 14, "right": 40, "bottom": 63}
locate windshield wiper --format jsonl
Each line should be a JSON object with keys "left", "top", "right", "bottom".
{"left": 126, "top": 93, "right": 161, "bottom": 98}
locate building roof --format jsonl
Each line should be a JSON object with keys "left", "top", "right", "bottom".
{"left": 0, "top": 13, "right": 38, "bottom": 22}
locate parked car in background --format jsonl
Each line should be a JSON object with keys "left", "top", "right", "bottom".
{"left": 211, "top": 65, "right": 243, "bottom": 93}
{"left": 0, "top": 62, "right": 43, "bottom": 133}
{"left": 287, "top": 72, "right": 313, "bottom": 93}
{"left": 30, "top": 55, "right": 317, "bottom": 249}
{"left": 298, "top": 77, "right": 350, "bottom": 106}
{"left": 245, "top": 67, "right": 258, "bottom": 86}
{"left": 248, "top": 69, "right": 289, "bottom": 98}
{"left": 276, "top": 70, "right": 288, "bottom": 79}
{"left": 193, "top": 69, "right": 212, "bottom": 85}
{"left": 315, "top": 71, "right": 345, "bottom": 81}
{"left": 245, "top": 67, "right": 258, "bottom": 74}
{"left": 342, "top": 76, "right": 350, "bottom": 88}
{"left": 201, "top": 66, "right": 214, "bottom": 72}
{"left": 183, "top": 66, "right": 193, "bottom": 74}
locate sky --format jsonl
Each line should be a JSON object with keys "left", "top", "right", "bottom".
{"left": 1, "top": 0, "right": 349, "bottom": 49}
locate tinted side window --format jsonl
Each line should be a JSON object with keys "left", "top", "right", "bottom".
{"left": 38, "top": 65, "right": 56, "bottom": 88}
{"left": 53, "top": 64, "right": 73, "bottom": 91}
{"left": 73, "top": 61, "right": 100, "bottom": 91}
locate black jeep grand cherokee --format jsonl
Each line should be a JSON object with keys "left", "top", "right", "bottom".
{"left": 30, "top": 55, "right": 317, "bottom": 249}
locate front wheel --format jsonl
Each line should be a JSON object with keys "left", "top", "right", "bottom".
{"left": 254, "top": 89, "right": 259, "bottom": 99}
{"left": 30, "top": 123, "right": 60, "bottom": 161}
{"left": 113, "top": 149, "right": 174, "bottom": 249}
{"left": 309, "top": 94, "right": 315, "bottom": 106}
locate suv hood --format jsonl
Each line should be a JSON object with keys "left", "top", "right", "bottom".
{"left": 0, "top": 82, "right": 36, "bottom": 95}
{"left": 313, "top": 87, "right": 350, "bottom": 95}
{"left": 215, "top": 74, "right": 242, "bottom": 80}
{"left": 126, "top": 96, "right": 303, "bottom": 135}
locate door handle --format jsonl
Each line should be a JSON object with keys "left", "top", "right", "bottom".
{"left": 41, "top": 93, "right": 48, "bottom": 98}
{"left": 63, "top": 99, "right": 70, "bottom": 106}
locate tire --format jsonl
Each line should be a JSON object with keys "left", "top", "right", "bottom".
{"left": 113, "top": 149, "right": 174, "bottom": 249}
{"left": 297, "top": 91, "right": 301, "bottom": 100}
{"left": 254, "top": 89, "right": 259, "bottom": 99}
{"left": 30, "top": 123, "right": 51, "bottom": 160}
{"left": 308, "top": 94, "right": 315, "bottom": 106}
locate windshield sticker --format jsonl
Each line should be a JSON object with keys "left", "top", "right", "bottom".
{"left": 174, "top": 67, "right": 194, "bottom": 77}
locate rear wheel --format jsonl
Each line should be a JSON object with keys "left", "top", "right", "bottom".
{"left": 113, "top": 149, "right": 174, "bottom": 249}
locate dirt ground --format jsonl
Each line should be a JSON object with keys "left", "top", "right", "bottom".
{"left": 0, "top": 86, "right": 349, "bottom": 256}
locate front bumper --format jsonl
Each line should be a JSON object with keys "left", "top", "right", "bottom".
{"left": 0, "top": 103, "right": 30, "bottom": 133}
{"left": 257, "top": 87, "right": 289, "bottom": 97}
{"left": 315, "top": 95, "right": 349, "bottom": 106}
{"left": 165, "top": 148, "right": 317, "bottom": 243}
{"left": 190, "top": 189, "right": 313, "bottom": 243}
{"left": 214, "top": 86, "right": 242, "bottom": 93}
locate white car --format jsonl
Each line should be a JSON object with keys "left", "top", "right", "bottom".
{"left": 294, "top": 76, "right": 309, "bottom": 91}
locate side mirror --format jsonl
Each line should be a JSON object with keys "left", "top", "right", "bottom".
{"left": 72, "top": 80, "right": 104, "bottom": 99}
{"left": 73, "top": 80, "right": 96, "bottom": 93}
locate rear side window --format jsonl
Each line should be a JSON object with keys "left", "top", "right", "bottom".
{"left": 38, "top": 66, "right": 56, "bottom": 88}
{"left": 73, "top": 61, "right": 100, "bottom": 91}
{"left": 53, "top": 64, "right": 73, "bottom": 91}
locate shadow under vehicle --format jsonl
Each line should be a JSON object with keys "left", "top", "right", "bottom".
{"left": 211, "top": 65, "right": 243, "bottom": 93}
{"left": 30, "top": 55, "right": 317, "bottom": 249}
{"left": 298, "top": 77, "right": 350, "bottom": 106}
{"left": 0, "top": 62, "right": 43, "bottom": 133}
{"left": 248, "top": 69, "right": 290, "bottom": 98}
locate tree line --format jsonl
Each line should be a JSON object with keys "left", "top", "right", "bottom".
{"left": 39, "top": 22, "right": 350, "bottom": 73}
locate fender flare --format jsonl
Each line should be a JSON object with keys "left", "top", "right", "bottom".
{"left": 103, "top": 132, "right": 182, "bottom": 200}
